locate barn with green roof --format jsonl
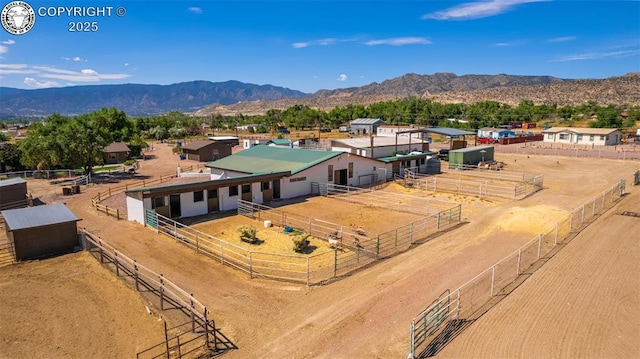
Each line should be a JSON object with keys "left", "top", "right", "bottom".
{"left": 124, "top": 146, "right": 387, "bottom": 222}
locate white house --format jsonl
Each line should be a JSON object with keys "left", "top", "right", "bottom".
{"left": 349, "top": 118, "right": 385, "bottom": 135}
{"left": 331, "top": 136, "right": 430, "bottom": 159}
{"left": 542, "top": 127, "right": 623, "bottom": 146}
{"left": 125, "top": 146, "right": 388, "bottom": 223}
{"left": 477, "top": 127, "right": 516, "bottom": 139}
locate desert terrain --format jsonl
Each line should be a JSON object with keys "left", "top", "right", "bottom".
{"left": 0, "top": 141, "right": 638, "bottom": 359}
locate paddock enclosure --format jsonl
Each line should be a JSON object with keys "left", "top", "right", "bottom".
{"left": 142, "top": 184, "right": 462, "bottom": 285}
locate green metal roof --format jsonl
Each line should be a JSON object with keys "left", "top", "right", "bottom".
{"left": 206, "top": 145, "right": 343, "bottom": 175}
{"left": 268, "top": 139, "right": 292, "bottom": 145}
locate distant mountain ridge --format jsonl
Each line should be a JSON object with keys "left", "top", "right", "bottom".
{"left": 313, "top": 72, "right": 568, "bottom": 98}
{"left": 195, "top": 72, "right": 640, "bottom": 116}
{"left": 0, "top": 80, "right": 309, "bottom": 117}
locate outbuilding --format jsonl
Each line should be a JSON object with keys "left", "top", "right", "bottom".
{"left": 349, "top": 118, "right": 385, "bottom": 135}
{"left": 1, "top": 204, "right": 81, "bottom": 261}
{"left": 103, "top": 142, "right": 131, "bottom": 164}
{"left": 181, "top": 139, "right": 234, "bottom": 162}
{"left": 0, "top": 177, "right": 28, "bottom": 210}
{"left": 448, "top": 145, "right": 495, "bottom": 169}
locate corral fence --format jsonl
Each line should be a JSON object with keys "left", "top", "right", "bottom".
{"left": 0, "top": 217, "right": 15, "bottom": 268}
{"left": 91, "top": 164, "right": 207, "bottom": 220}
{"left": 496, "top": 142, "right": 640, "bottom": 160}
{"left": 141, "top": 191, "right": 461, "bottom": 286}
{"left": 80, "top": 229, "right": 233, "bottom": 358}
{"left": 0, "top": 168, "right": 84, "bottom": 180}
{"left": 312, "top": 182, "right": 458, "bottom": 215}
{"left": 634, "top": 168, "right": 640, "bottom": 186}
{"left": 406, "top": 166, "right": 544, "bottom": 200}
{"left": 408, "top": 178, "right": 626, "bottom": 359}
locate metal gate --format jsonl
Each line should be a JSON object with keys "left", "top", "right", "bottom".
{"left": 145, "top": 209, "right": 158, "bottom": 230}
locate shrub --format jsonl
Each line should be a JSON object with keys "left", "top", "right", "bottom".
{"left": 292, "top": 233, "right": 310, "bottom": 252}
{"left": 238, "top": 225, "right": 257, "bottom": 243}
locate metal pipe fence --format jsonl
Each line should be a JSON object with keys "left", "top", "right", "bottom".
{"left": 140, "top": 191, "right": 461, "bottom": 286}
{"left": 405, "top": 169, "right": 543, "bottom": 200}
{"left": 408, "top": 178, "right": 626, "bottom": 358}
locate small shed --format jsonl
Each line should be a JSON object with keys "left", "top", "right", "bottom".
{"left": 267, "top": 139, "right": 292, "bottom": 147}
{"left": 181, "top": 140, "right": 233, "bottom": 162}
{"left": 349, "top": 118, "right": 385, "bottom": 135}
{"left": 2, "top": 204, "right": 81, "bottom": 261}
{"left": 103, "top": 142, "right": 131, "bottom": 164}
{"left": 0, "top": 177, "right": 28, "bottom": 210}
{"left": 477, "top": 127, "right": 515, "bottom": 140}
{"left": 449, "top": 145, "right": 495, "bottom": 169}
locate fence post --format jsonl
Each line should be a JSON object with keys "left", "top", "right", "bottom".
{"left": 307, "top": 257, "right": 310, "bottom": 286}
{"left": 334, "top": 249, "right": 338, "bottom": 278}
{"left": 569, "top": 212, "right": 573, "bottom": 233}
{"left": 437, "top": 212, "right": 441, "bottom": 230}
{"left": 134, "top": 260, "right": 139, "bottom": 291}
{"left": 114, "top": 250, "right": 120, "bottom": 276}
{"left": 159, "top": 274, "right": 164, "bottom": 310}
{"left": 108, "top": 188, "right": 111, "bottom": 197}
{"left": 490, "top": 265, "right": 496, "bottom": 297}
{"left": 249, "top": 252, "right": 253, "bottom": 279}
{"left": 220, "top": 242, "right": 224, "bottom": 265}
{"left": 116, "top": 209, "right": 120, "bottom": 220}
{"left": 376, "top": 236, "right": 380, "bottom": 256}
{"left": 517, "top": 248, "right": 522, "bottom": 275}
{"left": 190, "top": 294, "right": 195, "bottom": 333}
{"left": 164, "top": 321, "right": 170, "bottom": 359}
{"left": 554, "top": 222, "right": 559, "bottom": 246}
{"left": 537, "top": 234, "right": 542, "bottom": 260}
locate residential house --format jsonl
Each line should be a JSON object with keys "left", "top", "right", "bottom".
{"left": 103, "top": 142, "right": 131, "bottom": 164}
{"left": 542, "top": 127, "right": 623, "bottom": 146}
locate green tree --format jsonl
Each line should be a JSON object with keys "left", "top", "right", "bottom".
{"left": 0, "top": 143, "right": 23, "bottom": 172}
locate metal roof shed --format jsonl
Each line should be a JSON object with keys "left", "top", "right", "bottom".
{"left": 448, "top": 145, "right": 495, "bottom": 169}
{"left": 1, "top": 204, "right": 81, "bottom": 261}
{"left": 0, "top": 177, "right": 28, "bottom": 210}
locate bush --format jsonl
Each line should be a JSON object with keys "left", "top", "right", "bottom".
{"left": 292, "top": 233, "right": 310, "bottom": 252}
{"left": 238, "top": 225, "right": 257, "bottom": 243}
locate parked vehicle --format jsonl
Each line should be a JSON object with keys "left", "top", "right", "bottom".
{"left": 477, "top": 137, "right": 497, "bottom": 144}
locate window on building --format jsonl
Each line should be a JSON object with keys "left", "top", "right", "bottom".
{"left": 328, "top": 165, "right": 333, "bottom": 181}
{"left": 207, "top": 189, "right": 218, "bottom": 199}
{"left": 547, "top": 134, "right": 553, "bottom": 140}
{"left": 348, "top": 162, "right": 353, "bottom": 178}
{"left": 193, "top": 191, "right": 204, "bottom": 202}
{"left": 559, "top": 133, "right": 568, "bottom": 140}
{"left": 152, "top": 197, "right": 165, "bottom": 208}
{"left": 229, "top": 186, "right": 239, "bottom": 197}
{"left": 600, "top": 135, "right": 605, "bottom": 141}
{"left": 589, "top": 135, "right": 594, "bottom": 142}
{"left": 420, "top": 158, "right": 426, "bottom": 165}
{"left": 261, "top": 181, "right": 270, "bottom": 191}
{"left": 242, "top": 184, "right": 251, "bottom": 194}
{"left": 577, "top": 135, "right": 583, "bottom": 141}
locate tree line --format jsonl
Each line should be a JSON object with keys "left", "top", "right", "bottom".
{"left": 1, "top": 98, "right": 638, "bottom": 174}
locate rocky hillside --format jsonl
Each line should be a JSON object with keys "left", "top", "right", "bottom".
{"left": 195, "top": 73, "right": 640, "bottom": 116}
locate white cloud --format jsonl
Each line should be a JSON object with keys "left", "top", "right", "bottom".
{"left": 62, "top": 56, "right": 87, "bottom": 62}
{"left": 24, "top": 77, "right": 60, "bottom": 88}
{"left": 552, "top": 49, "right": 640, "bottom": 62}
{"left": 292, "top": 37, "right": 355, "bottom": 48}
{"left": 493, "top": 42, "right": 511, "bottom": 47}
{"left": 31, "top": 65, "right": 130, "bottom": 82}
{"left": 124, "top": 63, "right": 130, "bottom": 66}
{"left": 0, "top": 63, "right": 36, "bottom": 75}
{"left": 422, "top": 0, "right": 547, "bottom": 21}
{"left": 188, "top": 7, "right": 203, "bottom": 14}
{"left": 0, "top": 45, "right": 7, "bottom": 54}
{"left": 547, "top": 36, "right": 576, "bottom": 43}
{"left": 2, "top": 39, "right": 15, "bottom": 45}
{"left": 337, "top": 74, "right": 347, "bottom": 81}
{"left": 365, "top": 37, "right": 431, "bottom": 46}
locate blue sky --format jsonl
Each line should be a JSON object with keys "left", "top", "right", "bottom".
{"left": 0, "top": 0, "right": 638, "bottom": 93}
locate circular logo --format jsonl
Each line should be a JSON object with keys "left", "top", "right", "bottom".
{"left": 1, "top": 1, "right": 35, "bottom": 35}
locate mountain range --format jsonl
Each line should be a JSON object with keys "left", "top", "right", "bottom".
{"left": 0, "top": 80, "right": 308, "bottom": 117}
{"left": 1, "top": 72, "right": 639, "bottom": 118}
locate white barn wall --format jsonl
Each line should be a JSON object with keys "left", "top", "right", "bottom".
{"left": 179, "top": 191, "right": 208, "bottom": 218}
{"left": 126, "top": 196, "right": 145, "bottom": 224}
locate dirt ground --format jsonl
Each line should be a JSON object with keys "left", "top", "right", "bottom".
{"left": 0, "top": 142, "right": 639, "bottom": 359}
